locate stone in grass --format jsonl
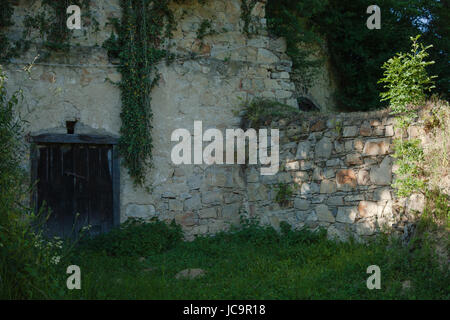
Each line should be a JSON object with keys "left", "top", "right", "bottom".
{"left": 175, "top": 268, "right": 206, "bottom": 280}
{"left": 402, "top": 280, "right": 412, "bottom": 293}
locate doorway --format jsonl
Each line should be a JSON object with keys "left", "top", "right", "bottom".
{"left": 31, "top": 134, "right": 120, "bottom": 238}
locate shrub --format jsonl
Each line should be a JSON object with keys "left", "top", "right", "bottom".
{"left": 379, "top": 35, "right": 437, "bottom": 126}
{"left": 379, "top": 36, "right": 438, "bottom": 198}
{"left": 79, "top": 218, "right": 183, "bottom": 257}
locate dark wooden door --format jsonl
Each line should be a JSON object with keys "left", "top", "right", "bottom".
{"left": 36, "top": 144, "right": 114, "bottom": 238}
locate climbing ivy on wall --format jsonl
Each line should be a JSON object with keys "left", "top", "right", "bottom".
{"left": 0, "top": 0, "right": 97, "bottom": 61}
{"left": 24, "top": 0, "right": 98, "bottom": 58}
{"left": 0, "top": 1, "right": 20, "bottom": 61}
{"left": 241, "top": 0, "right": 258, "bottom": 35}
{"left": 103, "top": 0, "right": 182, "bottom": 187}
{"left": 2, "top": 0, "right": 261, "bottom": 187}
{"left": 103, "top": 0, "right": 222, "bottom": 186}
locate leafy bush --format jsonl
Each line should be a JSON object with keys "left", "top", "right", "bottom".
{"left": 79, "top": 218, "right": 183, "bottom": 257}
{"left": 379, "top": 36, "right": 439, "bottom": 198}
{"left": 379, "top": 35, "right": 437, "bottom": 126}
{"left": 392, "top": 138, "right": 426, "bottom": 197}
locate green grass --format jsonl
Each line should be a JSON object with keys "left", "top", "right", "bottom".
{"left": 56, "top": 219, "right": 449, "bottom": 300}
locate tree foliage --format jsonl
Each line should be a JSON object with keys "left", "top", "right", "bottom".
{"left": 267, "top": 0, "right": 449, "bottom": 111}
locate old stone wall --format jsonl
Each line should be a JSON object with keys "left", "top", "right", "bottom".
{"left": 244, "top": 110, "right": 402, "bottom": 241}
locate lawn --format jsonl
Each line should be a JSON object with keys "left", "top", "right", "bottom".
{"left": 58, "top": 219, "right": 449, "bottom": 300}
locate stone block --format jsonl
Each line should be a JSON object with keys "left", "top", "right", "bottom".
{"left": 345, "top": 153, "right": 363, "bottom": 166}
{"left": 354, "top": 139, "right": 364, "bottom": 152}
{"left": 363, "top": 139, "right": 390, "bottom": 156}
{"left": 271, "top": 72, "right": 290, "bottom": 79}
{"left": 187, "top": 175, "right": 202, "bottom": 190}
{"left": 257, "top": 48, "right": 279, "bottom": 64}
{"left": 334, "top": 141, "right": 344, "bottom": 153}
{"left": 222, "top": 203, "right": 241, "bottom": 218}
{"left": 299, "top": 160, "right": 313, "bottom": 170}
{"left": 315, "top": 137, "right": 333, "bottom": 159}
{"left": 327, "top": 225, "right": 348, "bottom": 241}
{"left": 310, "top": 119, "right": 326, "bottom": 132}
{"left": 373, "top": 188, "right": 391, "bottom": 201}
{"left": 191, "top": 225, "right": 209, "bottom": 235}
{"left": 336, "top": 207, "right": 357, "bottom": 224}
{"left": 199, "top": 207, "right": 217, "bottom": 219}
{"left": 315, "top": 204, "right": 335, "bottom": 223}
{"left": 355, "top": 220, "right": 375, "bottom": 236}
{"left": 358, "top": 201, "right": 378, "bottom": 218}
{"left": 300, "top": 182, "right": 320, "bottom": 194}
{"left": 292, "top": 171, "right": 309, "bottom": 184}
{"left": 324, "top": 168, "right": 336, "bottom": 179}
{"left": 277, "top": 172, "right": 292, "bottom": 183}
{"left": 294, "top": 198, "right": 311, "bottom": 210}
{"left": 327, "top": 196, "right": 344, "bottom": 206}
{"left": 169, "top": 199, "right": 183, "bottom": 211}
{"left": 370, "top": 156, "right": 392, "bottom": 185}
{"left": 296, "top": 141, "right": 311, "bottom": 160}
{"left": 248, "top": 183, "right": 268, "bottom": 201}
{"left": 286, "top": 161, "right": 300, "bottom": 171}
{"left": 224, "top": 192, "right": 242, "bottom": 204}
{"left": 184, "top": 194, "right": 202, "bottom": 211}
{"left": 336, "top": 169, "right": 357, "bottom": 189}
{"left": 320, "top": 180, "right": 336, "bottom": 194}
{"left": 202, "top": 191, "right": 223, "bottom": 205}
{"left": 126, "top": 204, "right": 156, "bottom": 219}
{"left": 360, "top": 122, "right": 372, "bottom": 136}
{"left": 385, "top": 125, "right": 394, "bottom": 137}
{"left": 343, "top": 126, "right": 358, "bottom": 137}
{"left": 345, "top": 194, "right": 364, "bottom": 202}
{"left": 312, "top": 167, "right": 323, "bottom": 181}
{"left": 406, "top": 193, "right": 425, "bottom": 214}
{"left": 357, "top": 170, "right": 370, "bottom": 185}
{"left": 326, "top": 159, "right": 341, "bottom": 167}
{"left": 175, "top": 212, "right": 197, "bottom": 227}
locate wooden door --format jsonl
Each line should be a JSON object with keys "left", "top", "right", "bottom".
{"left": 36, "top": 144, "right": 114, "bottom": 238}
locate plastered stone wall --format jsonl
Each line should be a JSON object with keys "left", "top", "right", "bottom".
{"left": 4, "top": 0, "right": 297, "bottom": 239}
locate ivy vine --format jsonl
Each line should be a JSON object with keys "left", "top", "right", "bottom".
{"left": 1, "top": 1, "right": 98, "bottom": 62}
{"left": 0, "top": 1, "right": 22, "bottom": 61}
{"left": 240, "top": 0, "right": 258, "bottom": 35}
{"left": 196, "top": 19, "right": 216, "bottom": 40}
{"left": 2, "top": 0, "right": 262, "bottom": 187}
{"left": 103, "top": 0, "right": 182, "bottom": 187}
